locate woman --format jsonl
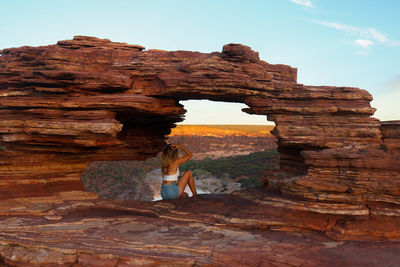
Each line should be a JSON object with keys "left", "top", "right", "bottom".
{"left": 161, "top": 143, "right": 197, "bottom": 200}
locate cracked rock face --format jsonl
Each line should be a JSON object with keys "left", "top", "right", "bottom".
{"left": 1, "top": 189, "right": 400, "bottom": 266}
{"left": 0, "top": 36, "right": 400, "bottom": 266}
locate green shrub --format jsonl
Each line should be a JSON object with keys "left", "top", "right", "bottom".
{"left": 192, "top": 168, "right": 211, "bottom": 178}
{"left": 181, "top": 149, "right": 279, "bottom": 189}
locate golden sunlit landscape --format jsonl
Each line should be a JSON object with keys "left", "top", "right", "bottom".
{"left": 170, "top": 124, "right": 275, "bottom": 137}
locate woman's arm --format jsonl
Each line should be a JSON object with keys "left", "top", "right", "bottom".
{"left": 171, "top": 144, "right": 193, "bottom": 165}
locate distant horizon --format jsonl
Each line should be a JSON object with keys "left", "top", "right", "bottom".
{"left": 177, "top": 124, "right": 274, "bottom": 126}
{"left": 179, "top": 100, "right": 272, "bottom": 125}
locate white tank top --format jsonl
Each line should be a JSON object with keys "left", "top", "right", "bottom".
{"left": 162, "top": 167, "right": 180, "bottom": 181}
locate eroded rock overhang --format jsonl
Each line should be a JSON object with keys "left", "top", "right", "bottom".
{"left": 0, "top": 36, "right": 399, "bottom": 203}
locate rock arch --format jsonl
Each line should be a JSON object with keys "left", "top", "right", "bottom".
{"left": 0, "top": 36, "right": 399, "bottom": 204}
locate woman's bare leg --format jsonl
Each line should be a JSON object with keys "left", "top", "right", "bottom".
{"left": 177, "top": 170, "right": 197, "bottom": 197}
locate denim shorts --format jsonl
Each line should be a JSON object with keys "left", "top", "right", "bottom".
{"left": 161, "top": 182, "right": 180, "bottom": 200}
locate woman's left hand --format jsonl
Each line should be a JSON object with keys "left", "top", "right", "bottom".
{"left": 170, "top": 144, "right": 179, "bottom": 149}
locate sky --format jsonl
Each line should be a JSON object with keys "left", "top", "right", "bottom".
{"left": 1, "top": 0, "right": 399, "bottom": 124}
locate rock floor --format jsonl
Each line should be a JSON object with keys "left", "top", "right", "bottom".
{"left": 0, "top": 189, "right": 400, "bottom": 266}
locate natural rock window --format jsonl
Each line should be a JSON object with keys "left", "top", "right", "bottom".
{"left": 1, "top": 36, "right": 400, "bottom": 266}
{"left": 81, "top": 100, "right": 278, "bottom": 201}
{"left": 0, "top": 36, "right": 397, "bottom": 205}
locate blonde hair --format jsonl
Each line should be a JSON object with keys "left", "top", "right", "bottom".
{"left": 161, "top": 144, "right": 178, "bottom": 174}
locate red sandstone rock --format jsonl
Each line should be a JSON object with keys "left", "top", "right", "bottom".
{"left": 221, "top": 43, "right": 260, "bottom": 63}
{"left": 0, "top": 36, "right": 400, "bottom": 265}
{"left": 1, "top": 36, "right": 394, "bottom": 203}
{"left": 0, "top": 190, "right": 399, "bottom": 266}
{"left": 381, "top": 120, "right": 400, "bottom": 144}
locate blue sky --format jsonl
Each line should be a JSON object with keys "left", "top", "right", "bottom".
{"left": 1, "top": 0, "right": 399, "bottom": 124}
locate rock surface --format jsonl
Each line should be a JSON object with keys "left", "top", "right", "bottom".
{"left": 0, "top": 36, "right": 395, "bottom": 203}
{"left": 1, "top": 188, "right": 400, "bottom": 266}
{"left": 1, "top": 36, "right": 400, "bottom": 265}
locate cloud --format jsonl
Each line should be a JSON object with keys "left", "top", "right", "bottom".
{"left": 290, "top": 0, "right": 314, "bottom": 8}
{"left": 354, "top": 39, "right": 374, "bottom": 49}
{"left": 312, "top": 20, "right": 400, "bottom": 48}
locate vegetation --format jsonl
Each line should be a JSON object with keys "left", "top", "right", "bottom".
{"left": 170, "top": 124, "right": 275, "bottom": 137}
{"left": 81, "top": 149, "right": 279, "bottom": 200}
{"left": 198, "top": 124, "right": 275, "bottom": 133}
{"left": 180, "top": 149, "right": 279, "bottom": 188}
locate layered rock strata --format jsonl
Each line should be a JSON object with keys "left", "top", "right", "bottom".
{"left": 1, "top": 36, "right": 400, "bottom": 265}
{"left": 1, "top": 190, "right": 400, "bottom": 266}
{"left": 1, "top": 36, "right": 397, "bottom": 205}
